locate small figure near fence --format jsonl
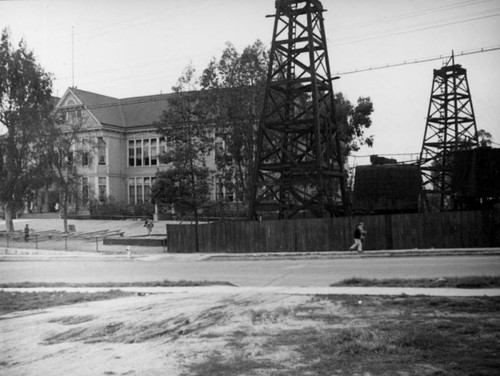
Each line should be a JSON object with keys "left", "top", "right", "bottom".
{"left": 144, "top": 219, "right": 154, "bottom": 236}
{"left": 349, "top": 222, "right": 366, "bottom": 253}
{"left": 24, "top": 224, "right": 30, "bottom": 242}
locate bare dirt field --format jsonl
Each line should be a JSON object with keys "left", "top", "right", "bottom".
{"left": 1, "top": 290, "right": 499, "bottom": 376}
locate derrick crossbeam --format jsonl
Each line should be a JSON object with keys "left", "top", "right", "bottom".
{"left": 249, "top": 0, "right": 348, "bottom": 220}
{"left": 418, "top": 54, "right": 479, "bottom": 210}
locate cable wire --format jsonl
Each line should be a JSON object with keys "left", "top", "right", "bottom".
{"left": 334, "top": 45, "right": 500, "bottom": 75}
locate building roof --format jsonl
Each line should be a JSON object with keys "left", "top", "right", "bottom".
{"left": 67, "top": 88, "right": 174, "bottom": 129}
{"left": 64, "top": 86, "right": 254, "bottom": 130}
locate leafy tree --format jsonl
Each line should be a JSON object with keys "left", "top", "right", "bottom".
{"left": 477, "top": 129, "right": 492, "bottom": 148}
{"left": 334, "top": 93, "right": 374, "bottom": 154}
{"left": 46, "top": 115, "right": 89, "bottom": 232}
{"left": 200, "top": 41, "right": 268, "bottom": 205}
{"left": 200, "top": 41, "right": 374, "bottom": 206}
{"left": 153, "top": 65, "right": 213, "bottom": 252}
{"left": 0, "top": 29, "right": 55, "bottom": 232}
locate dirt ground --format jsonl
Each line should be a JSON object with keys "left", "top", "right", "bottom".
{"left": 1, "top": 290, "right": 499, "bottom": 376}
{"left": 1, "top": 290, "right": 311, "bottom": 376}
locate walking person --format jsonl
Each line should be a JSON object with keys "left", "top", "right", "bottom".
{"left": 145, "top": 219, "right": 154, "bottom": 236}
{"left": 24, "top": 224, "right": 30, "bottom": 242}
{"left": 349, "top": 222, "right": 366, "bottom": 253}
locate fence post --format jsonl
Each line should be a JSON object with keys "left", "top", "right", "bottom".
{"left": 35, "top": 234, "right": 38, "bottom": 249}
{"left": 95, "top": 237, "right": 99, "bottom": 252}
{"left": 384, "top": 215, "right": 393, "bottom": 250}
{"left": 6, "top": 234, "right": 9, "bottom": 248}
{"left": 65, "top": 235, "right": 68, "bottom": 252}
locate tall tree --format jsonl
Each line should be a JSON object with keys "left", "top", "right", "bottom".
{"left": 0, "top": 29, "right": 55, "bottom": 232}
{"left": 200, "top": 41, "right": 374, "bottom": 205}
{"left": 200, "top": 41, "right": 268, "bottom": 205}
{"left": 334, "top": 93, "right": 374, "bottom": 154}
{"left": 153, "top": 65, "right": 213, "bottom": 252}
{"left": 46, "top": 113, "right": 89, "bottom": 232}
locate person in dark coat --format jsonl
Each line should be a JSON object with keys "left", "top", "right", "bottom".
{"left": 24, "top": 224, "right": 30, "bottom": 242}
{"left": 349, "top": 222, "right": 366, "bottom": 252}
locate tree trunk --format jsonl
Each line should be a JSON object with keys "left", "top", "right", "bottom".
{"left": 193, "top": 206, "right": 200, "bottom": 253}
{"left": 4, "top": 202, "right": 15, "bottom": 233}
{"left": 63, "top": 186, "right": 69, "bottom": 233}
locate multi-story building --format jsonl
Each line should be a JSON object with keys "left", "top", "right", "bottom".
{"left": 54, "top": 87, "right": 226, "bottom": 214}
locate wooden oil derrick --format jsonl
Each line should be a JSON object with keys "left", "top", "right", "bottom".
{"left": 248, "top": 0, "right": 348, "bottom": 220}
{"left": 419, "top": 53, "right": 479, "bottom": 210}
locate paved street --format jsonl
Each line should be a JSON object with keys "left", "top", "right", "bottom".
{"left": 1, "top": 255, "right": 499, "bottom": 287}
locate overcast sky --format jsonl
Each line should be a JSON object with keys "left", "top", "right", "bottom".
{"left": 1, "top": 0, "right": 499, "bottom": 164}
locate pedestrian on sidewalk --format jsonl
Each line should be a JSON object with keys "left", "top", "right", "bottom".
{"left": 145, "top": 219, "right": 154, "bottom": 236}
{"left": 24, "top": 224, "right": 30, "bottom": 242}
{"left": 349, "top": 222, "right": 366, "bottom": 253}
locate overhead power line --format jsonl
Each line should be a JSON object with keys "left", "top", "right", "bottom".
{"left": 333, "top": 0, "right": 494, "bottom": 33}
{"left": 331, "top": 9, "right": 500, "bottom": 46}
{"left": 335, "top": 45, "right": 500, "bottom": 75}
{"left": 56, "top": 45, "right": 500, "bottom": 110}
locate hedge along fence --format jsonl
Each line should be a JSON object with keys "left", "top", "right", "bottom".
{"left": 166, "top": 210, "right": 498, "bottom": 253}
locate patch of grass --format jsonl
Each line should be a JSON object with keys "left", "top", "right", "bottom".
{"left": 182, "top": 354, "right": 277, "bottom": 376}
{"left": 383, "top": 295, "right": 500, "bottom": 313}
{"left": 247, "top": 306, "right": 294, "bottom": 325}
{"left": 0, "top": 279, "right": 235, "bottom": 288}
{"left": 44, "top": 321, "right": 126, "bottom": 345}
{"left": 331, "top": 276, "right": 500, "bottom": 288}
{"left": 48, "top": 315, "right": 95, "bottom": 325}
{"left": 0, "top": 290, "right": 132, "bottom": 315}
{"left": 43, "top": 306, "right": 229, "bottom": 345}
{"left": 260, "top": 295, "right": 500, "bottom": 375}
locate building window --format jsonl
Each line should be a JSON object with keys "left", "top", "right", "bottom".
{"left": 82, "top": 139, "right": 89, "bottom": 166}
{"left": 98, "top": 177, "right": 107, "bottom": 200}
{"left": 136, "top": 177, "right": 143, "bottom": 203}
{"left": 98, "top": 137, "right": 106, "bottom": 165}
{"left": 215, "top": 140, "right": 224, "bottom": 156}
{"left": 128, "top": 140, "right": 135, "bottom": 166}
{"left": 128, "top": 176, "right": 154, "bottom": 204}
{"left": 82, "top": 177, "right": 89, "bottom": 205}
{"left": 160, "top": 137, "right": 167, "bottom": 160}
{"left": 151, "top": 139, "right": 158, "bottom": 165}
{"left": 65, "top": 109, "right": 82, "bottom": 122}
{"left": 128, "top": 178, "right": 135, "bottom": 204}
{"left": 135, "top": 140, "right": 142, "bottom": 166}
{"left": 144, "top": 177, "right": 151, "bottom": 201}
{"left": 128, "top": 138, "right": 165, "bottom": 167}
{"left": 143, "top": 139, "right": 150, "bottom": 166}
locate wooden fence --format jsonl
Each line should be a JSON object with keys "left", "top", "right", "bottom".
{"left": 166, "top": 210, "right": 498, "bottom": 253}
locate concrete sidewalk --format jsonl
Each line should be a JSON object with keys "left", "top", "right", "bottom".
{"left": 1, "top": 245, "right": 500, "bottom": 261}
{"left": 2, "top": 285, "right": 500, "bottom": 297}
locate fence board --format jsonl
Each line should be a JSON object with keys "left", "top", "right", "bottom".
{"left": 166, "top": 210, "right": 498, "bottom": 253}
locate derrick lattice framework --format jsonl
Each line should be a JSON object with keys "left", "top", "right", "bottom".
{"left": 249, "top": 0, "right": 348, "bottom": 220}
{"left": 419, "top": 54, "right": 479, "bottom": 209}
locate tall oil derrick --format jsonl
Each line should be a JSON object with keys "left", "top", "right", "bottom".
{"left": 248, "top": 0, "right": 348, "bottom": 220}
{"left": 419, "top": 53, "right": 479, "bottom": 210}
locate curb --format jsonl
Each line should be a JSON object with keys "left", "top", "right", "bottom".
{"left": 2, "top": 285, "right": 500, "bottom": 297}
{"left": 204, "top": 248, "right": 500, "bottom": 261}
{"left": 1, "top": 247, "right": 500, "bottom": 261}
